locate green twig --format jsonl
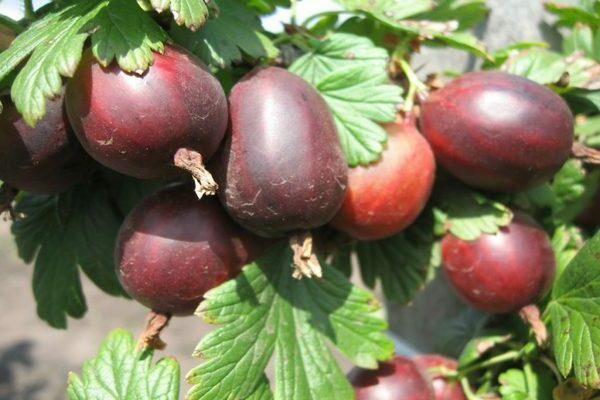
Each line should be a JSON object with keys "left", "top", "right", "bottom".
{"left": 459, "top": 350, "right": 522, "bottom": 377}
{"left": 23, "top": 0, "right": 35, "bottom": 22}
{"left": 397, "top": 58, "right": 428, "bottom": 112}
{"left": 301, "top": 10, "right": 352, "bottom": 28}
{"left": 290, "top": 0, "right": 298, "bottom": 26}
{"left": 539, "top": 355, "right": 563, "bottom": 383}
{"left": 460, "top": 377, "right": 482, "bottom": 400}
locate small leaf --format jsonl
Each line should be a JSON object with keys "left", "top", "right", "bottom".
{"left": 552, "top": 225, "right": 585, "bottom": 281}
{"left": 150, "top": 0, "right": 209, "bottom": 30}
{"left": 498, "top": 365, "right": 554, "bottom": 400}
{"left": 547, "top": 230, "right": 600, "bottom": 388}
{"left": 67, "top": 329, "right": 180, "bottom": 399}
{"left": 458, "top": 329, "right": 513, "bottom": 367}
{"left": 433, "top": 182, "right": 513, "bottom": 241}
{"left": 186, "top": 244, "right": 393, "bottom": 400}
{"left": 91, "top": 0, "right": 167, "bottom": 73}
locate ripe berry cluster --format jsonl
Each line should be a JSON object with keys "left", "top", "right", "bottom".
{"left": 0, "top": 45, "right": 574, "bottom": 396}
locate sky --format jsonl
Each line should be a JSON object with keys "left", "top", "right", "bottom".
{"left": 0, "top": 0, "right": 342, "bottom": 32}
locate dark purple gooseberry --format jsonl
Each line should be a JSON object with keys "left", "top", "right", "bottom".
{"left": 420, "top": 71, "right": 573, "bottom": 192}
{"left": 65, "top": 45, "right": 228, "bottom": 194}
{"left": 0, "top": 91, "right": 92, "bottom": 193}
{"left": 213, "top": 66, "right": 348, "bottom": 238}
{"left": 349, "top": 356, "right": 435, "bottom": 400}
{"left": 441, "top": 211, "right": 556, "bottom": 314}
{"left": 115, "top": 185, "right": 269, "bottom": 316}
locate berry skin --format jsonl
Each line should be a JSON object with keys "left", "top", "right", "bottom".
{"left": 115, "top": 185, "right": 269, "bottom": 316}
{"left": 66, "top": 45, "right": 228, "bottom": 181}
{"left": 330, "top": 116, "right": 435, "bottom": 240}
{"left": 441, "top": 211, "right": 556, "bottom": 314}
{"left": 213, "top": 66, "right": 347, "bottom": 238}
{"left": 0, "top": 92, "right": 92, "bottom": 193}
{"left": 413, "top": 355, "right": 466, "bottom": 400}
{"left": 349, "top": 356, "right": 435, "bottom": 400}
{"left": 420, "top": 71, "right": 573, "bottom": 192}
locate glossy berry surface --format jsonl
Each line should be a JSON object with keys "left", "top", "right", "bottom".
{"left": 420, "top": 71, "right": 573, "bottom": 192}
{"left": 413, "top": 355, "right": 466, "bottom": 400}
{"left": 213, "top": 67, "right": 347, "bottom": 238}
{"left": 0, "top": 92, "right": 91, "bottom": 193}
{"left": 115, "top": 185, "right": 268, "bottom": 316}
{"left": 349, "top": 356, "right": 435, "bottom": 400}
{"left": 66, "top": 45, "right": 228, "bottom": 180}
{"left": 441, "top": 211, "right": 556, "bottom": 314}
{"left": 330, "top": 116, "right": 435, "bottom": 240}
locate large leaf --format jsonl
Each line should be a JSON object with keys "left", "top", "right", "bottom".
{"left": 67, "top": 329, "right": 180, "bottom": 399}
{"left": 314, "top": 65, "right": 403, "bottom": 166}
{"left": 334, "top": 0, "right": 487, "bottom": 58}
{"left": 170, "top": 0, "right": 277, "bottom": 68}
{"left": 547, "top": 230, "right": 600, "bottom": 388}
{"left": 0, "top": 0, "right": 168, "bottom": 125}
{"left": 10, "top": 173, "right": 156, "bottom": 328}
{"left": 289, "top": 33, "right": 389, "bottom": 85}
{"left": 186, "top": 244, "right": 393, "bottom": 400}
{"left": 290, "top": 34, "right": 401, "bottom": 166}
{"left": 354, "top": 218, "right": 439, "bottom": 303}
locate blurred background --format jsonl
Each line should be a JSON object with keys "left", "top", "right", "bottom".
{"left": 0, "top": 0, "right": 565, "bottom": 399}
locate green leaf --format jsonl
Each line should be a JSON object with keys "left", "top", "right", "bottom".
{"left": 335, "top": 0, "right": 487, "bottom": 58}
{"left": 336, "top": 0, "right": 434, "bottom": 22}
{"left": 504, "top": 48, "right": 600, "bottom": 88}
{"left": 547, "top": 230, "right": 600, "bottom": 388}
{"left": 433, "top": 182, "right": 513, "bottom": 241}
{"left": 67, "top": 329, "right": 180, "bottom": 400}
{"left": 458, "top": 329, "right": 513, "bottom": 367}
{"left": 0, "top": 0, "right": 169, "bottom": 125}
{"left": 504, "top": 49, "right": 567, "bottom": 85}
{"left": 186, "top": 244, "right": 393, "bottom": 400}
{"left": 563, "top": 24, "right": 594, "bottom": 58}
{"left": 576, "top": 115, "right": 600, "bottom": 146}
{"left": 564, "top": 89, "right": 600, "bottom": 114}
{"left": 289, "top": 33, "right": 389, "bottom": 85}
{"left": 170, "top": 0, "right": 276, "bottom": 68}
{"left": 413, "top": 0, "right": 488, "bottom": 30}
{"left": 498, "top": 365, "right": 554, "bottom": 400}
{"left": 2, "top": 0, "right": 105, "bottom": 125}
{"left": 314, "top": 66, "right": 402, "bottom": 165}
{"left": 90, "top": 0, "right": 167, "bottom": 73}
{"left": 355, "top": 218, "right": 439, "bottom": 303}
{"left": 10, "top": 176, "right": 139, "bottom": 328}
{"left": 545, "top": 2, "right": 600, "bottom": 28}
{"left": 552, "top": 225, "right": 585, "bottom": 281}
{"left": 151, "top": 0, "right": 209, "bottom": 30}
{"left": 482, "top": 41, "right": 548, "bottom": 69}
